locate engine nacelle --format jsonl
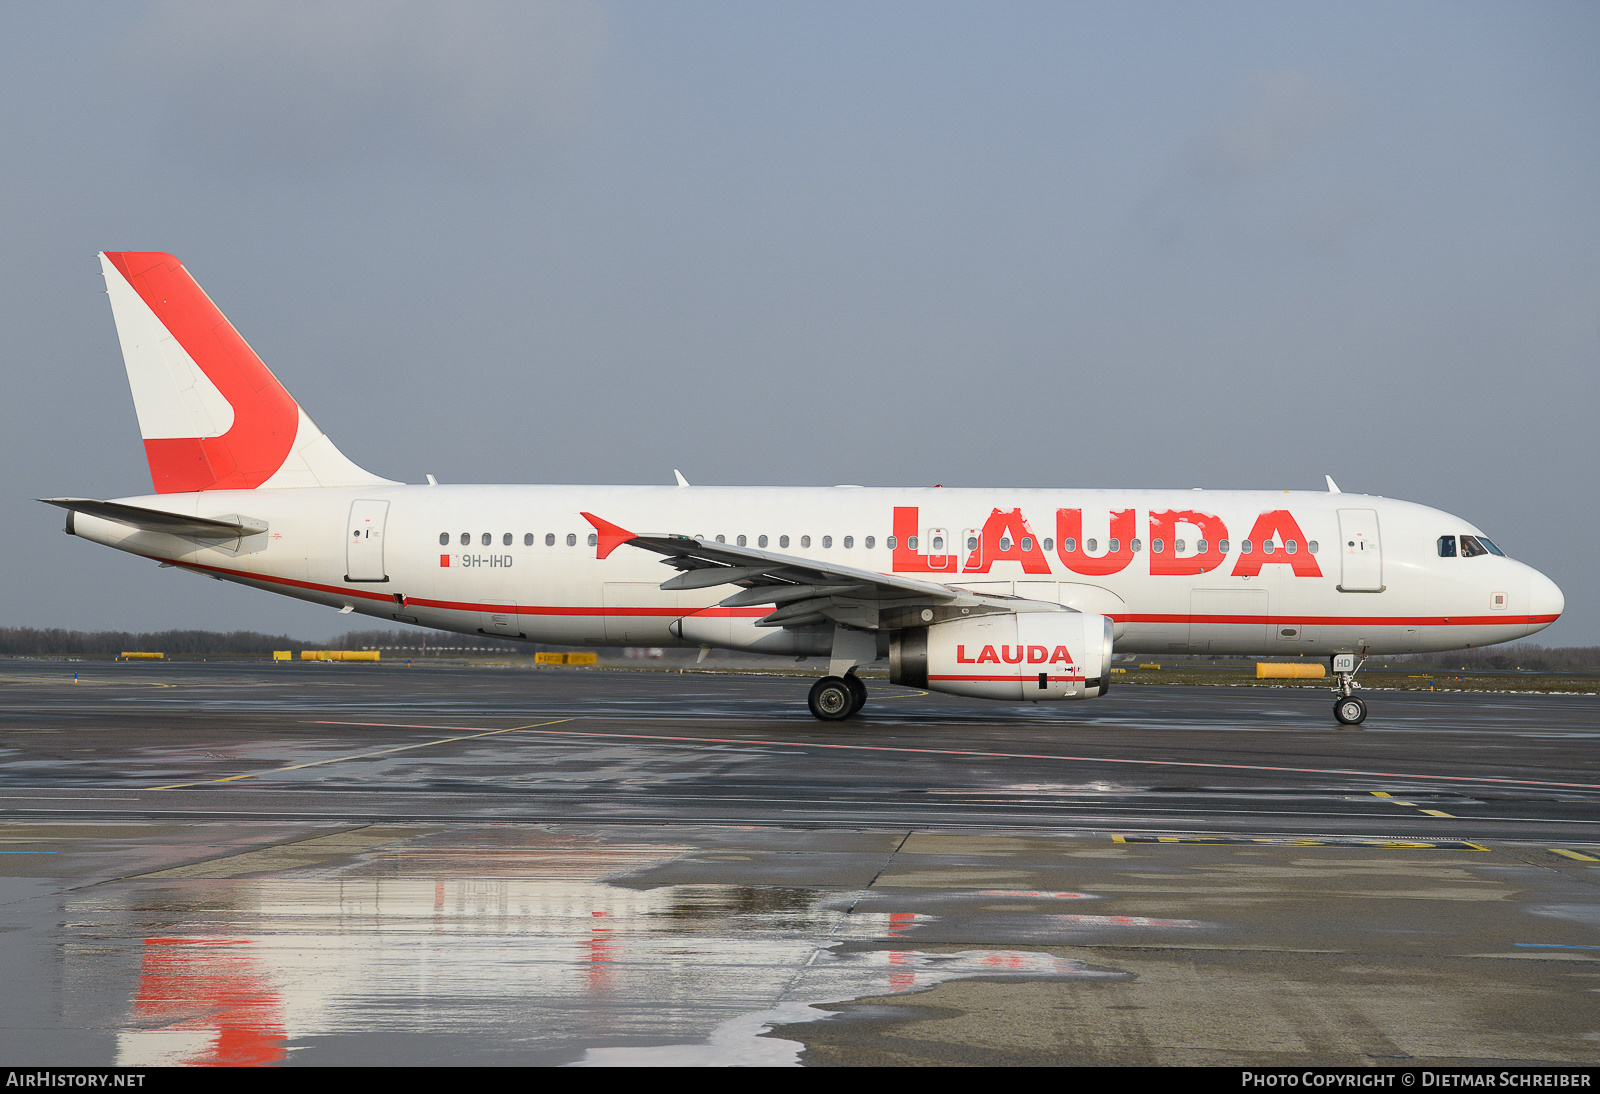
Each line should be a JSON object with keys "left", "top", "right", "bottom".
{"left": 889, "top": 611, "right": 1113, "bottom": 701}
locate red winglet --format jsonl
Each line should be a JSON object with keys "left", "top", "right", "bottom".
{"left": 581, "top": 512, "right": 636, "bottom": 560}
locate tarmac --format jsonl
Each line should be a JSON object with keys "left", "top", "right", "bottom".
{"left": 1, "top": 659, "right": 1597, "bottom": 1066}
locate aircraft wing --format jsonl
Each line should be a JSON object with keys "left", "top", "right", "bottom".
{"left": 582, "top": 512, "right": 1057, "bottom": 632}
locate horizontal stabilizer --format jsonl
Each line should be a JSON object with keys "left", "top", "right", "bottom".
{"left": 38, "top": 498, "right": 265, "bottom": 539}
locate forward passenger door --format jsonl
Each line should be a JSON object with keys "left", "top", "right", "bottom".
{"left": 1336, "top": 509, "right": 1383, "bottom": 592}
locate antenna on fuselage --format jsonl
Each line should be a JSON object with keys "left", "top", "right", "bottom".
{"left": 1325, "top": 475, "right": 1341, "bottom": 493}
{"left": 674, "top": 469, "right": 691, "bottom": 487}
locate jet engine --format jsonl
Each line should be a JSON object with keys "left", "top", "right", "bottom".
{"left": 889, "top": 611, "right": 1113, "bottom": 701}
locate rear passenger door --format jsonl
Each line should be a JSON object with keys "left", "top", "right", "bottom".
{"left": 345, "top": 500, "right": 390, "bottom": 583}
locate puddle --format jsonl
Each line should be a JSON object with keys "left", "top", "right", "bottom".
{"left": 65, "top": 873, "right": 1164, "bottom": 1066}
{"left": 574, "top": 948, "right": 1123, "bottom": 1066}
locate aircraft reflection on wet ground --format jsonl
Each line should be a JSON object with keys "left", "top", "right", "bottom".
{"left": 84, "top": 837, "right": 1131, "bottom": 1067}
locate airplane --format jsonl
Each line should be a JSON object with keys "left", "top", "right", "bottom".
{"left": 41, "top": 252, "right": 1565, "bottom": 725}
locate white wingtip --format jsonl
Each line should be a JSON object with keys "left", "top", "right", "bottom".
{"left": 1325, "top": 475, "right": 1341, "bottom": 494}
{"left": 674, "top": 469, "right": 690, "bottom": 487}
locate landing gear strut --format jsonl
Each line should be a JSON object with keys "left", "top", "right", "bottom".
{"left": 1332, "top": 653, "right": 1367, "bottom": 725}
{"left": 808, "top": 672, "right": 867, "bottom": 721}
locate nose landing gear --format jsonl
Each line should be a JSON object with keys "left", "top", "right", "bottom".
{"left": 1332, "top": 653, "right": 1367, "bottom": 725}
{"left": 1335, "top": 694, "right": 1367, "bottom": 725}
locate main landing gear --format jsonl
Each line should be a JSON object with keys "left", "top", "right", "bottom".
{"left": 808, "top": 672, "right": 867, "bottom": 721}
{"left": 1332, "top": 653, "right": 1367, "bottom": 725}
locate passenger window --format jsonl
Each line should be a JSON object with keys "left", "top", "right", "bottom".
{"left": 1460, "top": 535, "right": 1488, "bottom": 558}
{"left": 524, "top": 533, "right": 533, "bottom": 546}
{"left": 1175, "top": 539, "right": 1186, "bottom": 554}
{"left": 566, "top": 533, "right": 576, "bottom": 546}
{"left": 1086, "top": 538, "right": 1097, "bottom": 552}
{"left": 758, "top": 535, "right": 768, "bottom": 548}
{"left": 716, "top": 535, "right": 725, "bottom": 543}
{"left": 1263, "top": 540, "right": 1275, "bottom": 554}
{"left": 1195, "top": 538, "right": 1206, "bottom": 554}
{"left": 545, "top": 533, "right": 555, "bottom": 546}
{"left": 907, "top": 536, "right": 917, "bottom": 550}
{"left": 736, "top": 535, "right": 747, "bottom": 547}
{"left": 1240, "top": 540, "right": 1252, "bottom": 553}
{"left": 1152, "top": 539, "right": 1164, "bottom": 554}
{"left": 801, "top": 536, "right": 811, "bottom": 548}
{"left": 460, "top": 532, "right": 470, "bottom": 546}
{"left": 1108, "top": 538, "right": 1120, "bottom": 553}
{"left": 931, "top": 535, "right": 943, "bottom": 551}
{"left": 823, "top": 536, "right": 832, "bottom": 548}
{"left": 587, "top": 534, "right": 598, "bottom": 547}
{"left": 1285, "top": 540, "right": 1297, "bottom": 554}
{"left": 503, "top": 533, "right": 512, "bottom": 547}
{"left": 1062, "top": 538, "right": 1077, "bottom": 553}
{"left": 480, "top": 533, "right": 491, "bottom": 546}
{"left": 1020, "top": 537, "right": 1032, "bottom": 552}
{"left": 999, "top": 537, "right": 1012, "bottom": 551}
{"left": 967, "top": 536, "right": 978, "bottom": 551}
{"left": 439, "top": 532, "right": 449, "bottom": 546}
{"left": 779, "top": 535, "right": 790, "bottom": 548}
{"left": 1042, "top": 538, "right": 1052, "bottom": 552}
{"left": 1131, "top": 538, "right": 1142, "bottom": 552}
{"left": 865, "top": 536, "right": 875, "bottom": 549}
{"left": 1307, "top": 540, "right": 1317, "bottom": 554}
{"left": 843, "top": 536, "right": 853, "bottom": 548}
{"left": 1219, "top": 539, "right": 1230, "bottom": 554}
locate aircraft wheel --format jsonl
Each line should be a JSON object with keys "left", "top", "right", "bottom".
{"left": 844, "top": 673, "right": 868, "bottom": 715}
{"left": 1334, "top": 696, "right": 1367, "bottom": 726}
{"left": 808, "top": 676, "right": 855, "bottom": 721}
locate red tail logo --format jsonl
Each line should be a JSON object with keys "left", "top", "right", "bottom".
{"left": 104, "top": 252, "right": 298, "bottom": 493}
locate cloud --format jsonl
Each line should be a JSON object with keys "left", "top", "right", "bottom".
{"left": 1134, "top": 71, "right": 1363, "bottom": 251}
{"left": 1194, "top": 71, "right": 1350, "bottom": 183}
{"left": 122, "top": 0, "right": 608, "bottom": 168}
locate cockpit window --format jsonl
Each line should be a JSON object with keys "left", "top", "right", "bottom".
{"left": 1459, "top": 535, "right": 1488, "bottom": 558}
{"left": 1478, "top": 537, "right": 1505, "bottom": 556}
{"left": 1437, "top": 535, "right": 1456, "bottom": 557}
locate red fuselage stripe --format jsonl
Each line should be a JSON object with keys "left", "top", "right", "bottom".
{"left": 930, "top": 674, "right": 1087, "bottom": 683}
{"left": 147, "top": 557, "right": 1554, "bottom": 627}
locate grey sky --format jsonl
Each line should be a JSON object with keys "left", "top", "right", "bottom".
{"left": 2, "top": 1, "right": 1596, "bottom": 643}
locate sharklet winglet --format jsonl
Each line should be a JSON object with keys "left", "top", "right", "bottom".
{"left": 581, "top": 512, "right": 637, "bottom": 560}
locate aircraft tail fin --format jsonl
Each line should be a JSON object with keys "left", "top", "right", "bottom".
{"left": 98, "top": 252, "right": 395, "bottom": 493}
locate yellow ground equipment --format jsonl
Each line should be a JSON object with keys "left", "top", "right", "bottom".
{"left": 1256, "top": 662, "right": 1326, "bottom": 679}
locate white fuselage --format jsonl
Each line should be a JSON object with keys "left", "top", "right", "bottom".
{"left": 68, "top": 484, "right": 1563, "bottom": 659}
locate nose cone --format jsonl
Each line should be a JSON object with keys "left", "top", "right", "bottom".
{"left": 1526, "top": 569, "right": 1565, "bottom": 637}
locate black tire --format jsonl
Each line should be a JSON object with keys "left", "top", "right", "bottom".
{"left": 844, "top": 673, "right": 867, "bottom": 715}
{"left": 808, "top": 676, "right": 854, "bottom": 721}
{"left": 1334, "top": 696, "right": 1367, "bottom": 726}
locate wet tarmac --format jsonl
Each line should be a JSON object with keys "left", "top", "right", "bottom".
{"left": 1, "top": 660, "right": 1597, "bottom": 1065}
